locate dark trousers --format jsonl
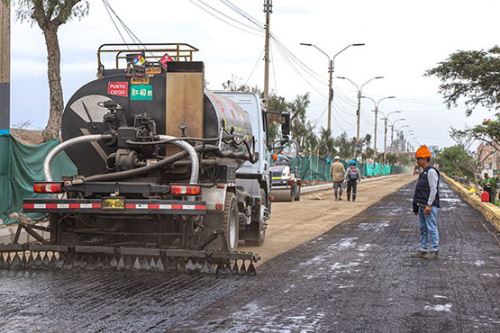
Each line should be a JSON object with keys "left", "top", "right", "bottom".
{"left": 347, "top": 180, "right": 358, "bottom": 201}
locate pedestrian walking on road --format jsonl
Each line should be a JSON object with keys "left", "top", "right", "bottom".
{"left": 345, "top": 160, "right": 361, "bottom": 202}
{"left": 412, "top": 145, "right": 440, "bottom": 260}
{"left": 330, "top": 156, "right": 345, "bottom": 201}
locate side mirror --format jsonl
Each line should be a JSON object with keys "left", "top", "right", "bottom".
{"left": 281, "top": 112, "right": 290, "bottom": 137}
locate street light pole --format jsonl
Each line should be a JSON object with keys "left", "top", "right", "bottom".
{"left": 361, "top": 95, "right": 395, "bottom": 154}
{"left": 395, "top": 125, "right": 409, "bottom": 152}
{"left": 389, "top": 118, "right": 405, "bottom": 146}
{"left": 379, "top": 111, "right": 402, "bottom": 163}
{"left": 336, "top": 76, "right": 383, "bottom": 142}
{"left": 300, "top": 42, "right": 364, "bottom": 132}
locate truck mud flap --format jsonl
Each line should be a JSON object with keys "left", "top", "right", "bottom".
{"left": 0, "top": 244, "right": 259, "bottom": 276}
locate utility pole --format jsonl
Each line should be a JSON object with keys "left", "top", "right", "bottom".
{"left": 336, "top": 76, "right": 383, "bottom": 141}
{"left": 263, "top": 0, "right": 272, "bottom": 105}
{"left": 361, "top": 95, "right": 395, "bottom": 154}
{"left": 383, "top": 117, "right": 388, "bottom": 163}
{"left": 356, "top": 90, "right": 361, "bottom": 140}
{"left": 390, "top": 125, "right": 394, "bottom": 146}
{"left": 374, "top": 105, "right": 379, "bottom": 153}
{"left": 301, "top": 43, "right": 364, "bottom": 133}
{"left": 0, "top": 0, "right": 9, "bottom": 135}
{"left": 327, "top": 59, "right": 333, "bottom": 133}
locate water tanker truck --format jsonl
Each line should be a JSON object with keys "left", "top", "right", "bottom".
{"left": 0, "top": 43, "right": 290, "bottom": 275}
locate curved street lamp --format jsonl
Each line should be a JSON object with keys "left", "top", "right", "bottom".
{"left": 336, "top": 76, "right": 384, "bottom": 141}
{"left": 300, "top": 42, "right": 365, "bottom": 132}
{"left": 379, "top": 111, "right": 402, "bottom": 162}
{"left": 361, "top": 95, "right": 396, "bottom": 153}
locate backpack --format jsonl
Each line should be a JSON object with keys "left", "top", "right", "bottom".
{"left": 347, "top": 167, "right": 359, "bottom": 180}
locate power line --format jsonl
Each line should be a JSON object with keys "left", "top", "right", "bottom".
{"left": 191, "top": 0, "right": 260, "bottom": 36}
{"left": 219, "top": 0, "right": 264, "bottom": 29}
{"left": 190, "top": 0, "right": 262, "bottom": 36}
{"left": 102, "top": 0, "right": 128, "bottom": 45}
{"left": 197, "top": 0, "right": 262, "bottom": 32}
{"left": 103, "top": 0, "right": 143, "bottom": 45}
{"left": 245, "top": 48, "right": 264, "bottom": 84}
{"left": 270, "top": 43, "right": 278, "bottom": 93}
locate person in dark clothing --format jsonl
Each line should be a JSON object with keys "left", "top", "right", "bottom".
{"left": 412, "top": 145, "right": 440, "bottom": 260}
{"left": 480, "top": 173, "right": 497, "bottom": 204}
{"left": 344, "top": 160, "right": 361, "bottom": 202}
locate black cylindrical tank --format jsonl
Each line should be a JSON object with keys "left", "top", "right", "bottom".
{"left": 61, "top": 68, "right": 252, "bottom": 176}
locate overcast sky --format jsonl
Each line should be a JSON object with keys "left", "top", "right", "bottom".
{"left": 9, "top": 0, "right": 500, "bottom": 150}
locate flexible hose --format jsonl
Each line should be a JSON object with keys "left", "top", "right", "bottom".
{"left": 44, "top": 134, "right": 113, "bottom": 182}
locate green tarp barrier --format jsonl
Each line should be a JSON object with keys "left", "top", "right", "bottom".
{"left": 286, "top": 156, "right": 409, "bottom": 181}
{"left": 0, "top": 134, "right": 77, "bottom": 225}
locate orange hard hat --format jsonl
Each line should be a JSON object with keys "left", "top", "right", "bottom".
{"left": 415, "top": 145, "right": 432, "bottom": 159}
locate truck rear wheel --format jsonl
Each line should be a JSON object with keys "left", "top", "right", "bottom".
{"left": 223, "top": 192, "right": 239, "bottom": 251}
{"left": 246, "top": 189, "right": 267, "bottom": 246}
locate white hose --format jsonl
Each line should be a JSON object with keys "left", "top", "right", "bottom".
{"left": 158, "top": 135, "right": 199, "bottom": 184}
{"left": 43, "top": 134, "right": 112, "bottom": 181}
{"left": 44, "top": 134, "right": 199, "bottom": 185}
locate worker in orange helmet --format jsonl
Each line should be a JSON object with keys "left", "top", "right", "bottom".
{"left": 411, "top": 145, "right": 441, "bottom": 260}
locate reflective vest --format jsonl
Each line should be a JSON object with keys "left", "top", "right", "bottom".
{"left": 413, "top": 165, "right": 440, "bottom": 208}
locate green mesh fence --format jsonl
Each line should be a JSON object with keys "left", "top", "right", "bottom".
{"left": 287, "top": 156, "right": 410, "bottom": 181}
{"left": 0, "top": 134, "right": 77, "bottom": 225}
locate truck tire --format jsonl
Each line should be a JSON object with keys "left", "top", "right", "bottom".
{"left": 223, "top": 192, "right": 239, "bottom": 251}
{"left": 246, "top": 189, "right": 267, "bottom": 247}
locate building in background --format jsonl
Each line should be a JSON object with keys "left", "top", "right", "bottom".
{"left": 476, "top": 143, "right": 499, "bottom": 177}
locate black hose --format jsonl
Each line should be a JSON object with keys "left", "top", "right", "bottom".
{"left": 126, "top": 136, "right": 235, "bottom": 146}
{"left": 82, "top": 144, "right": 253, "bottom": 183}
{"left": 84, "top": 150, "right": 190, "bottom": 182}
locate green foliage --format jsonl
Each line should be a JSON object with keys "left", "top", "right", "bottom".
{"left": 385, "top": 152, "right": 413, "bottom": 166}
{"left": 436, "top": 145, "right": 476, "bottom": 179}
{"left": 317, "top": 128, "right": 335, "bottom": 157}
{"left": 425, "top": 46, "right": 500, "bottom": 115}
{"left": 9, "top": 0, "right": 89, "bottom": 28}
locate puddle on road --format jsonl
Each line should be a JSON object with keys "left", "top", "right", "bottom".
{"left": 358, "top": 222, "right": 390, "bottom": 231}
{"left": 198, "top": 301, "right": 325, "bottom": 333}
{"left": 424, "top": 303, "right": 453, "bottom": 313}
{"left": 474, "top": 260, "right": 485, "bottom": 267}
{"left": 357, "top": 244, "right": 372, "bottom": 252}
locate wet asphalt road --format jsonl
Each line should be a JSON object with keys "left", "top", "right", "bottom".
{"left": 0, "top": 181, "right": 499, "bottom": 332}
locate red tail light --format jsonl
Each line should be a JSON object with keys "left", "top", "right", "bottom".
{"left": 33, "top": 182, "right": 63, "bottom": 193}
{"left": 170, "top": 185, "right": 201, "bottom": 195}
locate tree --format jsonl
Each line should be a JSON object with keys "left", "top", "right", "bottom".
{"left": 450, "top": 114, "right": 500, "bottom": 170}
{"left": 425, "top": 46, "right": 500, "bottom": 116}
{"left": 317, "top": 128, "right": 335, "bottom": 157}
{"left": 8, "top": 0, "right": 89, "bottom": 140}
{"left": 437, "top": 145, "right": 476, "bottom": 179}
{"left": 335, "top": 132, "right": 357, "bottom": 159}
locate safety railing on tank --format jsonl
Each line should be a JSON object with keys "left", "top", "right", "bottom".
{"left": 97, "top": 43, "right": 199, "bottom": 78}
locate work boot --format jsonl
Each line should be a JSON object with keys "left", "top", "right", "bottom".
{"left": 423, "top": 251, "right": 438, "bottom": 260}
{"left": 410, "top": 251, "right": 427, "bottom": 258}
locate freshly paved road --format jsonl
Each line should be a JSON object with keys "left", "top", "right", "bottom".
{"left": 0, "top": 180, "right": 498, "bottom": 333}
{"left": 172, "top": 181, "right": 500, "bottom": 332}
